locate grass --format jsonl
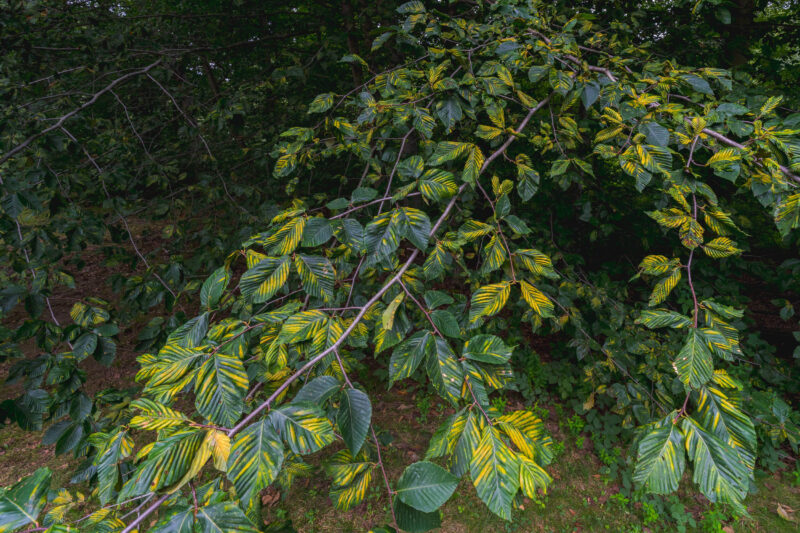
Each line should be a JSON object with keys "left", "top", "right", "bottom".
{"left": 257, "top": 387, "right": 800, "bottom": 533}
{"left": 1, "top": 354, "right": 798, "bottom": 532}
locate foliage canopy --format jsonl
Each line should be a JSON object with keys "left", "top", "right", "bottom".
{"left": 1, "top": 0, "right": 800, "bottom": 531}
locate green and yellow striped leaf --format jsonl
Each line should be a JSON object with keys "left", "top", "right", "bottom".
{"left": 130, "top": 399, "right": 188, "bottom": 431}
{"left": 633, "top": 413, "right": 686, "bottom": 494}
{"left": 481, "top": 235, "right": 507, "bottom": 274}
{"left": 518, "top": 454, "right": 552, "bottom": 498}
{"left": 419, "top": 169, "right": 458, "bottom": 202}
{"left": 390, "top": 330, "right": 434, "bottom": 384}
{"left": 520, "top": 280, "right": 554, "bottom": 318}
{"left": 462, "top": 146, "right": 485, "bottom": 184}
{"left": 696, "top": 386, "right": 756, "bottom": 475}
{"left": 240, "top": 256, "right": 291, "bottom": 304}
{"left": 118, "top": 430, "right": 204, "bottom": 500}
{"left": 470, "top": 425, "right": 521, "bottom": 521}
{"left": 278, "top": 310, "right": 328, "bottom": 344}
{"left": 682, "top": 417, "right": 749, "bottom": 512}
{"left": 515, "top": 249, "right": 558, "bottom": 279}
{"left": 674, "top": 328, "right": 714, "bottom": 388}
{"left": 0, "top": 468, "right": 51, "bottom": 533}
{"left": 649, "top": 268, "right": 681, "bottom": 307}
{"left": 469, "top": 282, "right": 511, "bottom": 323}
{"left": 428, "top": 141, "right": 472, "bottom": 166}
{"left": 294, "top": 254, "right": 335, "bottom": 302}
{"left": 702, "top": 237, "right": 741, "bottom": 258}
{"left": 326, "top": 449, "right": 374, "bottom": 510}
{"left": 636, "top": 309, "right": 692, "bottom": 329}
{"left": 194, "top": 353, "right": 249, "bottom": 427}
{"left": 266, "top": 217, "right": 305, "bottom": 256}
{"left": 496, "top": 410, "right": 553, "bottom": 465}
{"left": 227, "top": 419, "right": 285, "bottom": 512}
{"left": 463, "top": 334, "right": 513, "bottom": 364}
{"left": 426, "top": 336, "right": 464, "bottom": 404}
{"left": 269, "top": 403, "right": 335, "bottom": 455}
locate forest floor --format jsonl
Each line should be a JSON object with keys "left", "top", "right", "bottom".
{"left": 1, "top": 225, "right": 799, "bottom": 532}
{"left": 1, "top": 378, "right": 798, "bottom": 532}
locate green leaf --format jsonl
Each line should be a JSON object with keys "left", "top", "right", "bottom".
{"left": 681, "top": 74, "right": 714, "bottom": 96}
{"left": 194, "top": 352, "right": 249, "bottom": 427}
{"left": 195, "top": 502, "right": 258, "bottom": 533}
{"left": 308, "top": 93, "right": 334, "bottom": 114}
{"left": 338, "top": 388, "right": 372, "bottom": 455}
{"left": 471, "top": 425, "right": 520, "bottom": 521}
{"left": 302, "top": 218, "right": 333, "bottom": 247}
{"left": 0, "top": 467, "right": 50, "bottom": 533}
{"left": 674, "top": 329, "right": 714, "bottom": 388}
{"left": 640, "top": 122, "right": 670, "bottom": 147}
{"left": 463, "top": 334, "right": 512, "bottom": 364}
{"left": 150, "top": 505, "right": 195, "bottom": 532}
{"left": 294, "top": 375, "right": 342, "bottom": 404}
{"left": 580, "top": 82, "right": 600, "bottom": 109}
{"left": 200, "top": 267, "right": 230, "bottom": 310}
{"left": 227, "top": 420, "right": 284, "bottom": 512}
{"left": 430, "top": 310, "right": 460, "bottom": 338}
{"left": 390, "top": 330, "right": 434, "bottom": 383}
{"left": 396, "top": 461, "right": 459, "bottom": 512}
{"left": 633, "top": 413, "right": 686, "bottom": 494}
{"left": 393, "top": 498, "right": 441, "bottom": 533}
{"left": 527, "top": 65, "right": 550, "bottom": 83}
{"left": 435, "top": 98, "right": 463, "bottom": 132}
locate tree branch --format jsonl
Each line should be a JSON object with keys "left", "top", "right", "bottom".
{"left": 0, "top": 60, "right": 162, "bottom": 167}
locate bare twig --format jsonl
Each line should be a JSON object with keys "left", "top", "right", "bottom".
{"left": 0, "top": 60, "right": 162, "bottom": 166}
{"left": 60, "top": 127, "right": 182, "bottom": 308}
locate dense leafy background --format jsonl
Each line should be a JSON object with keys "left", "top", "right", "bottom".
{"left": 1, "top": 0, "right": 799, "bottom": 531}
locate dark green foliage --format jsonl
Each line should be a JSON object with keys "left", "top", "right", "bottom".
{"left": 1, "top": 0, "right": 800, "bottom": 532}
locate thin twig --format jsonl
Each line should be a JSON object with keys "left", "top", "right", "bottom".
{"left": 0, "top": 60, "right": 162, "bottom": 167}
